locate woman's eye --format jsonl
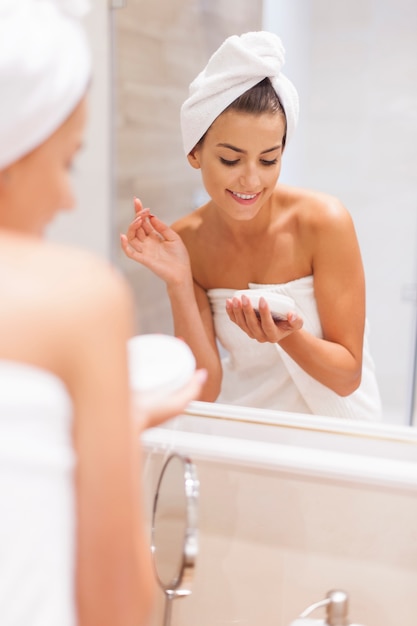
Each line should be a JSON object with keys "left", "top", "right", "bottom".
{"left": 220, "top": 157, "right": 240, "bottom": 166}
{"left": 260, "top": 158, "right": 278, "bottom": 166}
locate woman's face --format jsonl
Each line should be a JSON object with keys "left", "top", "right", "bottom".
{"left": 188, "top": 109, "right": 286, "bottom": 222}
{"left": 0, "top": 97, "right": 87, "bottom": 236}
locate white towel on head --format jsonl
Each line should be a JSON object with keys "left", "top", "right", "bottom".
{"left": 180, "top": 31, "right": 299, "bottom": 156}
{"left": 0, "top": 0, "right": 91, "bottom": 169}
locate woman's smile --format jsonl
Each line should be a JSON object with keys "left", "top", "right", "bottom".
{"left": 228, "top": 190, "right": 261, "bottom": 205}
{"left": 187, "top": 110, "right": 285, "bottom": 221}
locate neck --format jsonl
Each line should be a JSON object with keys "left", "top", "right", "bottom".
{"left": 213, "top": 198, "right": 275, "bottom": 243}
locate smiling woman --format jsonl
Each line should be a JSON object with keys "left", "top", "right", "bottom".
{"left": 121, "top": 30, "right": 382, "bottom": 421}
{"left": 113, "top": 0, "right": 417, "bottom": 425}
{"left": 186, "top": 108, "right": 285, "bottom": 221}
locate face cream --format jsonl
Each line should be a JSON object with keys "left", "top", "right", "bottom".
{"left": 128, "top": 334, "right": 196, "bottom": 401}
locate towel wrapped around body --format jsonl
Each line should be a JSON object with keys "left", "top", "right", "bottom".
{"left": 207, "top": 275, "right": 382, "bottom": 421}
{"left": 0, "top": 361, "right": 76, "bottom": 625}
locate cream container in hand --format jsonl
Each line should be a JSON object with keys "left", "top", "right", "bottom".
{"left": 127, "top": 333, "right": 196, "bottom": 415}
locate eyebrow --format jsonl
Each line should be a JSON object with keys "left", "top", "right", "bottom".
{"left": 216, "top": 142, "right": 281, "bottom": 155}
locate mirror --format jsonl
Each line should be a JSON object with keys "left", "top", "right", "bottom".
{"left": 151, "top": 453, "right": 199, "bottom": 626}
{"left": 113, "top": 0, "right": 417, "bottom": 427}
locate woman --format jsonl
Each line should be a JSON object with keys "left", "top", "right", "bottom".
{"left": 0, "top": 2, "right": 205, "bottom": 625}
{"left": 121, "top": 31, "right": 381, "bottom": 421}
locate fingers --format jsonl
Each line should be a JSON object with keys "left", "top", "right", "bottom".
{"left": 148, "top": 215, "right": 179, "bottom": 243}
{"left": 242, "top": 295, "right": 269, "bottom": 339}
{"left": 128, "top": 207, "right": 176, "bottom": 244}
{"left": 137, "top": 369, "right": 208, "bottom": 430}
{"left": 120, "top": 233, "right": 143, "bottom": 261}
{"left": 172, "top": 368, "right": 208, "bottom": 408}
{"left": 124, "top": 209, "right": 158, "bottom": 247}
{"left": 133, "top": 196, "right": 145, "bottom": 214}
{"left": 140, "top": 216, "right": 164, "bottom": 241}
{"left": 129, "top": 197, "right": 179, "bottom": 244}
{"left": 286, "top": 311, "right": 303, "bottom": 331}
{"left": 124, "top": 213, "right": 147, "bottom": 242}
{"left": 226, "top": 294, "right": 303, "bottom": 343}
{"left": 226, "top": 295, "right": 262, "bottom": 339}
{"left": 226, "top": 296, "right": 250, "bottom": 326}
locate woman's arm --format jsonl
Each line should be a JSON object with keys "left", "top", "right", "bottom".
{"left": 280, "top": 201, "right": 365, "bottom": 395}
{"left": 121, "top": 204, "right": 222, "bottom": 401}
{"left": 167, "top": 278, "right": 222, "bottom": 401}
{"left": 227, "top": 198, "right": 365, "bottom": 396}
{"left": 62, "top": 261, "right": 154, "bottom": 626}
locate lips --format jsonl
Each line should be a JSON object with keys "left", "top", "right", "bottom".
{"left": 232, "top": 191, "right": 257, "bottom": 200}
{"left": 228, "top": 190, "right": 260, "bottom": 204}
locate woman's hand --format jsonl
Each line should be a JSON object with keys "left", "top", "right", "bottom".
{"left": 134, "top": 369, "right": 207, "bottom": 431}
{"left": 226, "top": 294, "right": 303, "bottom": 343}
{"left": 120, "top": 198, "right": 192, "bottom": 286}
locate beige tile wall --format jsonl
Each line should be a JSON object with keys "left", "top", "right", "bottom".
{"left": 263, "top": 0, "right": 417, "bottom": 422}
{"left": 143, "top": 451, "right": 417, "bottom": 626}
{"left": 114, "top": 0, "right": 262, "bottom": 334}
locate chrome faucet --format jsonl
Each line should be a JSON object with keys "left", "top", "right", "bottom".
{"left": 290, "top": 589, "right": 365, "bottom": 626}
{"left": 300, "top": 589, "right": 348, "bottom": 625}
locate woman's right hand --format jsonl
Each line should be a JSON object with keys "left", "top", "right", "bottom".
{"left": 135, "top": 368, "right": 208, "bottom": 431}
{"left": 120, "top": 198, "right": 192, "bottom": 286}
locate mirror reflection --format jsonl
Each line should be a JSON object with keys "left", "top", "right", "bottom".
{"left": 114, "top": 0, "right": 417, "bottom": 427}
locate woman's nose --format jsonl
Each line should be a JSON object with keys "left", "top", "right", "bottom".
{"left": 239, "top": 165, "right": 260, "bottom": 190}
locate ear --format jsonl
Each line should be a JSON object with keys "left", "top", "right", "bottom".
{"left": 187, "top": 148, "right": 201, "bottom": 170}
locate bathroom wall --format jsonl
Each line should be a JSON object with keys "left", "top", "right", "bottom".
{"left": 113, "top": 0, "right": 262, "bottom": 332}
{"left": 178, "top": 461, "right": 417, "bottom": 626}
{"left": 262, "top": 0, "right": 417, "bottom": 424}
{"left": 47, "top": 3, "right": 113, "bottom": 258}
{"left": 142, "top": 414, "right": 417, "bottom": 626}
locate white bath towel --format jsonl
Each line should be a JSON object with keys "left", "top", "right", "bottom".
{"left": 207, "top": 276, "right": 382, "bottom": 421}
{"left": 0, "top": 0, "right": 91, "bottom": 169}
{"left": 180, "top": 31, "right": 299, "bottom": 155}
{"left": 0, "top": 361, "right": 76, "bottom": 625}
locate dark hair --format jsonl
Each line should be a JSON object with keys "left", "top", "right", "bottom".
{"left": 227, "top": 78, "right": 284, "bottom": 115}
{"left": 196, "top": 78, "right": 287, "bottom": 149}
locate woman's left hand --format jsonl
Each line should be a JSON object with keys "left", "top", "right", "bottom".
{"left": 134, "top": 369, "right": 208, "bottom": 431}
{"left": 226, "top": 294, "right": 303, "bottom": 343}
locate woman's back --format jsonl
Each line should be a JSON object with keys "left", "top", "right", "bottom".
{"left": 0, "top": 232, "right": 144, "bottom": 625}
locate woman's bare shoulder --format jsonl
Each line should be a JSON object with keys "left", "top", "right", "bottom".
{"left": 0, "top": 233, "right": 130, "bottom": 304}
{"left": 277, "top": 184, "right": 352, "bottom": 229}
{"left": 0, "top": 233, "right": 134, "bottom": 378}
{"left": 0, "top": 233, "right": 133, "bottom": 359}
{"left": 171, "top": 204, "right": 213, "bottom": 252}
{"left": 171, "top": 204, "right": 208, "bottom": 235}
{"left": 277, "top": 183, "right": 344, "bottom": 208}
